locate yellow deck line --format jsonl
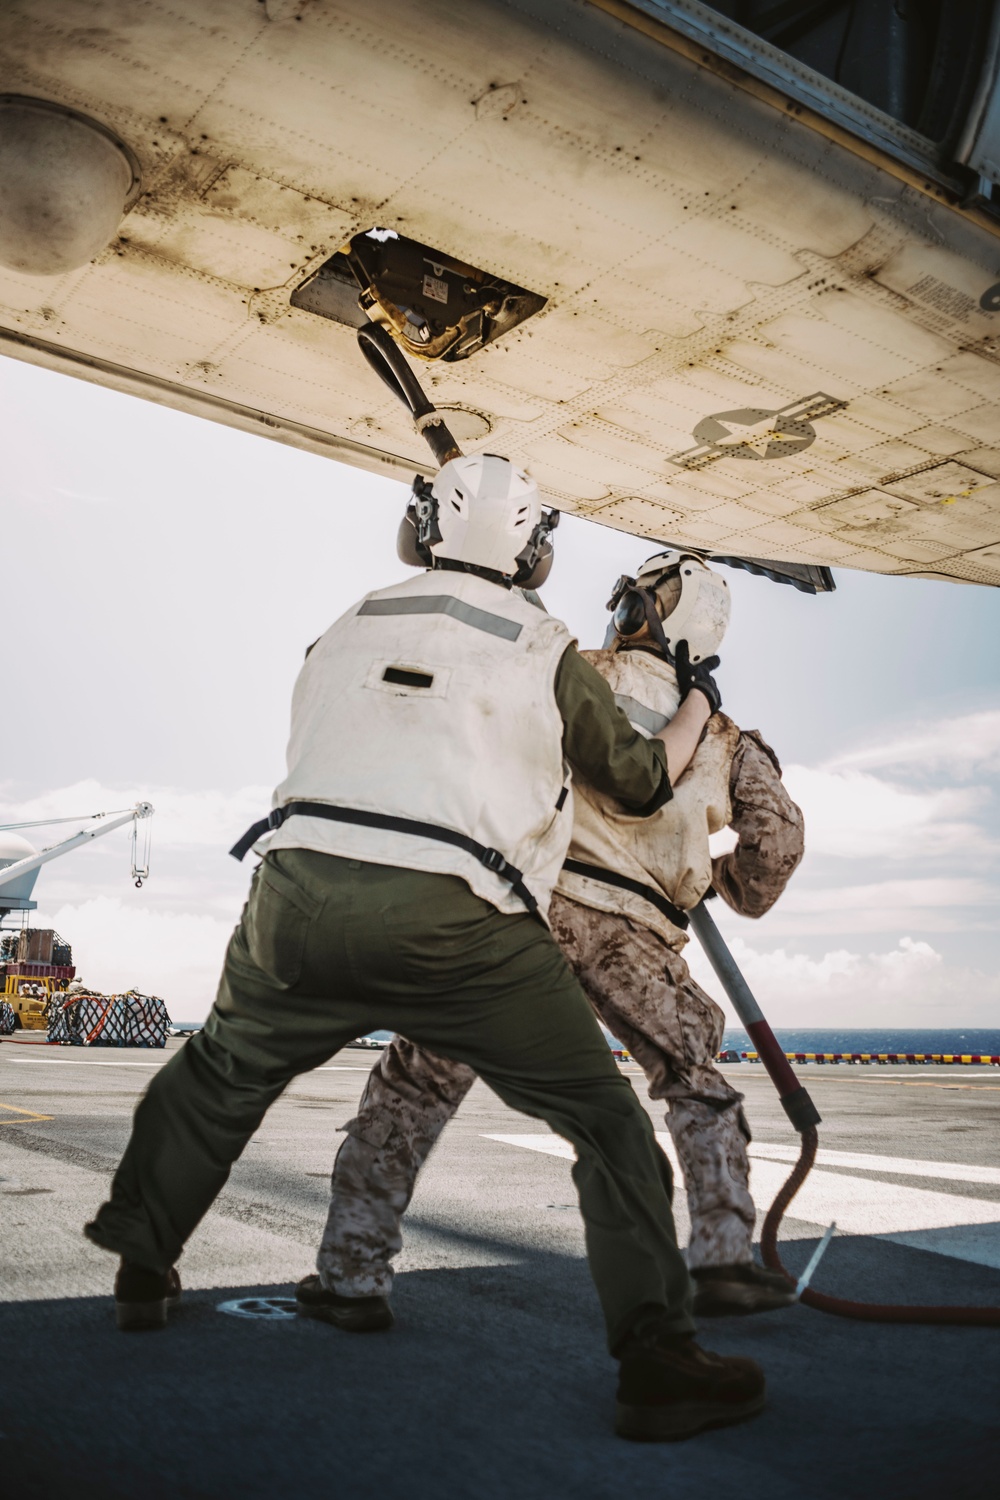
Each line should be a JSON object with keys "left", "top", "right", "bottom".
{"left": 0, "top": 1101, "right": 54, "bottom": 1122}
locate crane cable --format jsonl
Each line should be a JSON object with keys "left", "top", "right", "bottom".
{"left": 130, "top": 812, "right": 151, "bottom": 890}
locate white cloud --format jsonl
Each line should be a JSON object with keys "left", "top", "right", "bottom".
{"left": 1, "top": 782, "right": 261, "bottom": 1016}
{"left": 44, "top": 893, "right": 1000, "bottom": 1028}
{"left": 1, "top": 646, "right": 995, "bottom": 1032}
{"left": 0, "top": 780, "right": 269, "bottom": 850}
{"left": 826, "top": 710, "right": 1000, "bottom": 779}
{"left": 44, "top": 896, "right": 235, "bottom": 1019}
{"left": 53, "top": 486, "right": 111, "bottom": 505}
{"left": 782, "top": 764, "right": 991, "bottom": 859}
{"left": 783, "top": 877, "right": 995, "bottom": 911}
{"left": 685, "top": 934, "right": 1000, "bottom": 1027}
{"left": 756, "top": 877, "right": 1000, "bottom": 935}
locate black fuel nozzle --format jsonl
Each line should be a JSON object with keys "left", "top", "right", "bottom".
{"left": 780, "top": 1085, "right": 822, "bottom": 1133}
{"left": 357, "top": 322, "right": 461, "bottom": 465}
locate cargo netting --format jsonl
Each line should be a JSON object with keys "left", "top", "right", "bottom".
{"left": 48, "top": 990, "right": 170, "bottom": 1047}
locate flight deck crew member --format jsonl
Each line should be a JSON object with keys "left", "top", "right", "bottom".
{"left": 317, "top": 552, "right": 805, "bottom": 1318}
{"left": 84, "top": 458, "right": 764, "bottom": 1443}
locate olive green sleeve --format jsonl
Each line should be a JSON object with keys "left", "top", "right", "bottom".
{"left": 554, "top": 644, "right": 672, "bottom": 816}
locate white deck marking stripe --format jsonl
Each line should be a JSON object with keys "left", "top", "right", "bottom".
{"left": 748, "top": 1141, "right": 1000, "bottom": 1187}
{"left": 4, "top": 1058, "right": 373, "bottom": 1073}
{"left": 5, "top": 1056, "right": 168, "bottom": 1068}
{"left": 486, "top": 1133, "right": 575, "bottom": 1160}
{"left": 483, "top": 1134, "right": 1000, "bottom": 1272}
{"left": 744, "top": 1159, "right": 1000, "bottom": 1247}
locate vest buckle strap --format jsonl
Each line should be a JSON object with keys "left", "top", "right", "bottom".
{"left": 561, "top": 858, "right": 689, "bottom": 932}
{"left": 229, "top": 801, "right": 540, "bottom": 919}
{"left": 228, "top": 815, "right": 276, "bottom": 863}
{"left": 227, "top": 806, "right": 289, "bottom": 862}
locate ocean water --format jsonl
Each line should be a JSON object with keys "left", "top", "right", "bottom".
{"left": 171, "top": 1025, "right": 1000, "bottom": 1058}
{"left": 720, "top": 1028, "right": 1000, "bottom": 1055}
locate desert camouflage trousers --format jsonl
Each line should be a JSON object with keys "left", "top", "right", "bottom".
{"left": 319, "top": 892, "right": 755, "bottom": 1295}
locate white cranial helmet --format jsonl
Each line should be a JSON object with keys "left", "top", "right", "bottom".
{"left": 635, "top": 550, "right": 731, "bottom": 663}
{"left": 429, "top": 454, "right": 542, "bottom": 575}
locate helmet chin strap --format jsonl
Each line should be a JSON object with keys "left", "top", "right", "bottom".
{"left": 638, "top": 589, "right": 675, "bottom": 663}
{"left": 433, "top": 557, "right": 512, "bottom": 588}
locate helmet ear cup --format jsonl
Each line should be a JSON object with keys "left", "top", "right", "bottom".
{"left": 511, "top": 508, "right": 559, "bottom": 588}
{"left": 398, "top": 474, "right": 440, "bottom": 566}
{"left": 397, "top": 509, "right": 429, "bottom": 567}
{"left": 612, "top": 587, "right": 650, "bottom": 637}
{"left": 514, "top": 536, "right": 554, "bottom": 590}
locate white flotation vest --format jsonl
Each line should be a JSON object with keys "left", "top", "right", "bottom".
{"left": 265, "top": 570, "right": 575, "bottom": 921}
{"left": 557, "top": 648, "right": 739, "bottom": 946}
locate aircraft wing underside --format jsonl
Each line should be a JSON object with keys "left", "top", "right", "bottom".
{"left": 3, "top": 0, "right": 1000, "bottom": 585}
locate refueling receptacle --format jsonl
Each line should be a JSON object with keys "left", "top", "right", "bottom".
{"left": 292, "top": 227, "right": 546, "bottom": 362}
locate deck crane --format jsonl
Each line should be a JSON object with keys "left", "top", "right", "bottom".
{"left": 0, "top": 802, "right": 153, "bottom": 1029}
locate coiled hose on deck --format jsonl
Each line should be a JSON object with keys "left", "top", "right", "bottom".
{"left": 759, "top": 1124, "right": 1000, "bottom": 1326}
{"left": 690, "top": 901, "right": 1000, "bottom": 1328}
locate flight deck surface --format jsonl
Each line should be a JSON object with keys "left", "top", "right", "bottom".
{"left": 2, "top": 1039, "right": 997, "bottom": 1499}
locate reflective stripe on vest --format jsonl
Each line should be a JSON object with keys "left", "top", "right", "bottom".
{"left": 358, "top": 595, "right": 522, "bottom": 641}
{"left": 612, "top": 692, "right": 669, "bottom": 736}
{"left": 264, "top": 571, "right": 574, "bottom": 921}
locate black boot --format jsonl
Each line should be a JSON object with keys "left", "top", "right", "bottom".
{"left": 615, "top": 1313, "right": 765, "bottom": 1441}
{"left": 114, "top": 1261, "right": 182, "bottom": 1332}
{"left": 295, "top": 1274, "right": 393, "bottom": 1332}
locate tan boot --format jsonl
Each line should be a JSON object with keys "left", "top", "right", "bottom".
{"left": 295, "top": 1274, "right": 393, "bottom": 1332}
{"left": 692, "top": 1261, "right": 797, "bottom": 1316}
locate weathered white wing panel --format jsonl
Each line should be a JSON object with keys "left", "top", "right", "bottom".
{"left": 3, "top": 0, "right": 1000, "bottom": 583}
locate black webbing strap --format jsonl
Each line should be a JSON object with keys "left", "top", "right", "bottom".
{"left": 561, "top": 858, "right": 689, "bottom": 931}
{"left": 229, "top": 801, "right": 539, "bottom": 917}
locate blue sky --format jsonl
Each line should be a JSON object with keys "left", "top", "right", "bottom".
{"left": 2, "top": 355, "right": 998, "bottom": 1026}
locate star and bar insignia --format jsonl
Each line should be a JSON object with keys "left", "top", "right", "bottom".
{"left": 668, "top": 392, "right": 847, "bottom": 470}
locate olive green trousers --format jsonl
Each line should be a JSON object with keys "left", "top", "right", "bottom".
{"left": 86, "top": 849, "right": 694, "bottom": 1351}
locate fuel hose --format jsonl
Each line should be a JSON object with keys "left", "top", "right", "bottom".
{"left": 356, "top": 321, "right": 462, "bottom": 466}
{"left": 690, "top": 899, "right": 1000, "bottom": 1327}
